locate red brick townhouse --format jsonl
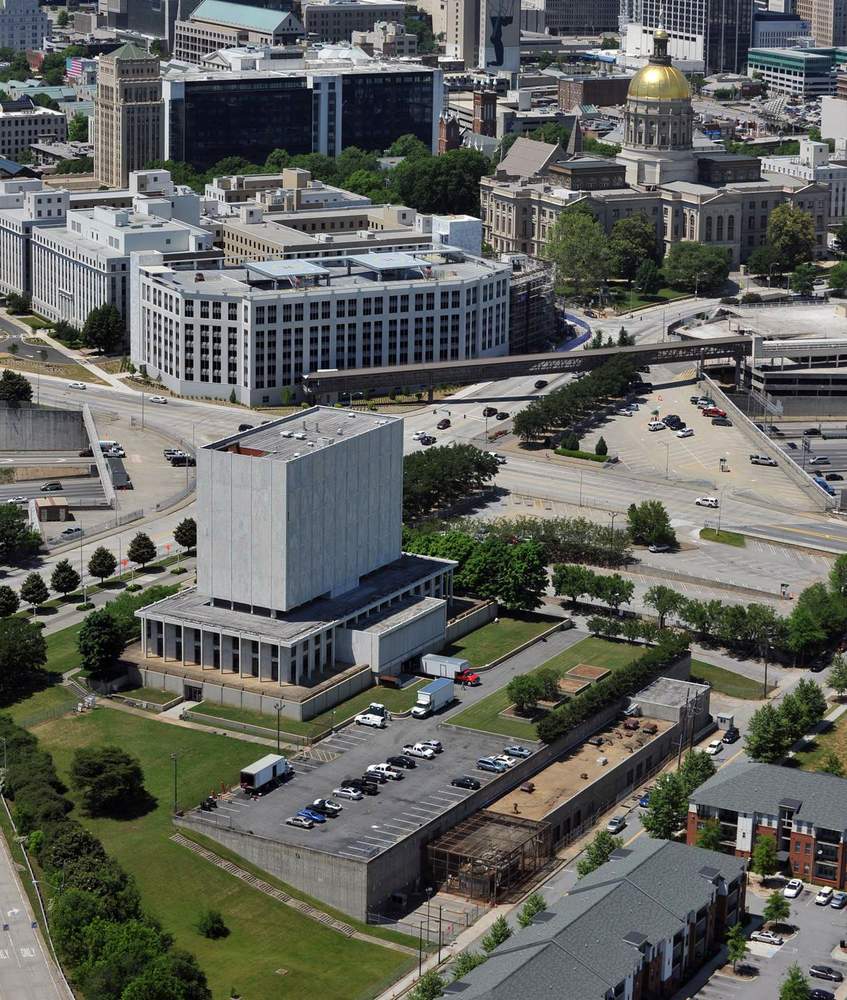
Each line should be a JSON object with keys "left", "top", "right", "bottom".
{"left": 687, "top": 761, "right": 847, "bottom": 887}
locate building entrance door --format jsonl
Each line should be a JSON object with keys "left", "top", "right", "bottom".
{"left": 184, "top": 684, "right": 203, "bottom": 702}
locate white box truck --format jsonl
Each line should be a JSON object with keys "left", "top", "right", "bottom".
{"left": 421, "top": 653, "right": 470, "bottom": 679}
{"left": 240, "top": 754, "right": 291, "bottom": 794}
{"left": 411, "top": 677, "right": 455, "bottom": 719}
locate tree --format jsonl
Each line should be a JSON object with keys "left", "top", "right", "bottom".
{"left": 173, "top": 517, "right": 196, "bottom": 552}
{"left": 70, "top": 745, "right": 146, "bottom": 817}
{"left": 127, "top": 532, "right": 156, "bottom": 568}
{"left": 68, "top": 111, "right": 88, "bottom": 142}
{"left": 820, "top": 751, "right": 844, "bottom": 776}
{"left": 544, "top": 206, "right": 611, "bottom": 300}
{"left": 765, "top": 891, "right": 792, "bottom": 930}
{"left": 779, "top": 963, "right": 810, "bottom": 1000}
{"left": 77, "top": 608, "right": 125, "bottom": 678}
{"left": 495, "top": 541, "right": 548, "bottom": 612}
{"left": 833, "top": 221, "right": 847, "bottom": 256}
{"left": 597, "top": 574, "right": 634, "bottom": 613}
{"left": 507, "top": 674, "right": 544, "bottom": 714}
{"left": 3, "top": 292, "right": 31, "bottom": 316}
{"left": 790, "top": 262, "right": 817, "bottom": 296}
{"left": 830, "top": 262, "right": 847, "bottom": 297}
{"left": 745, "top": 703, "right": 791, "bottom": 763}
{"left": 452, "top": 950, "right": 487, "bottom": 981}
{"left": 829, "top": 653, "right": 847, "bottom": 699}
{"left": 768, "top": 203, "right": 815, "bottom": 271}
{"left": 746, "top": 245, "right": 776, "bottom": 277}
{"left": 663, "top": 243, "right": 731, "bottom": 293}
{"left": 595, "top": 436, "right": 608, "bottom": 457}
{"left": 641, "top": 772, "right": 688, "bottom": 839}
{"left": 0, "top": 369, "right": 32, "bottom": 406}
{"left": 20, "top": 572, "right": 48, "bottom": 610}
{"left": 388, "top": 134, "right": 430, "bottom": 160}
{"left": 634, "top": 259, "right": 663, "bottom": 295}
{"left": 785, "top": 602, "right": 828, "bottom": 665}
{"left": 750, "top": 834, "right": 779, "bottom": 878}
{"left": 81, "top": 303, "right": 126, "bottom": 354}
{"left": 88, "top": 546, "right": 117, "bottom": 582}
{"left": 390, "top": 148, "right": 490, "bottom": 216}
{"left": 792, "top": 677, "right": 827, "bottom": 730}
{"left": 678, "top": 750, "right": 716, "bottom": 795}
{"left": 57, "top": 8, "right": 70, "bottom": 26}
{"left": 725, "top": 921, "right": 748, "bottom": 972}
{"left": 0, "top": 617, "right": 46, "bottom": 704}
{"left": 609, "top": 213, "right": 659, "bottom": 282}
{"left": 50, "top": 559, "right": 80, "bottom": 596}
{"left": 644, "top": 584, "right": 684, "bottom": 629}
{"left": 517, "top": 892, "right": 547, "bottom": 927}
{"left": 0, "top": 586, "right": 18, "bottom": 618}
{"left": 552, "top": 563, "right": 594, "bottom": 606}
{"left": 627, "top": 500, "right": 676, "bottom": 547}
{"left": 481, "top": 915, "right": 512, "bottom": 953}
{"left": 696, "top": 818, "right": 723, "bottom": 851}
{"left": 576, "top": 830, "right": 623, "bottom": 878}
{"left": 408, "top": 971, "right": 447, "bottom": 1000}
{"left": 197, "top": 909, "right": 228, "bottom": 939}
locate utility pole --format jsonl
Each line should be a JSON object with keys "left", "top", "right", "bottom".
{"left": 171, "top": 752, "right": 179, "bottom": 814}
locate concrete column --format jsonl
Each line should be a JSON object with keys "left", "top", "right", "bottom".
{"left": 142, "top": 619, "right": 149, "bottom": 657}
{"left": 163, "top": 623, "right": 178, "bottom": 662}
{"left": 220, "top": 634, "right": 233, "bottom": 673}
{"left": 238, "top": 637, "right": 249, "bottom": 678}
{"left": 318, "top": 631, "right": 327, "bottom": 673}
{"left": 200, "top": 630, "right": 215, "bottom": 670}
{"left": 279, "top": 645, "right": 292, "bottom": 685}
{"left": 259, "top": 642, "right": 273, "bottom": 682}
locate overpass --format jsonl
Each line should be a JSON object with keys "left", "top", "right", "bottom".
{"left": 303, "top": 335, "right": 753, "bottom": 400}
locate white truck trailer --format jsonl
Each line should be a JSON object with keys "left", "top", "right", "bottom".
{"left": 240, "top": 754, "right": 291, "bottom": 794}
{"left": 421, "top": 653, "right": 470, "bottom": 679}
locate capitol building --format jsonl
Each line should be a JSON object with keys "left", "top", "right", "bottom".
{"left": 480, "top": 31, "right": 830, "bottom": 265}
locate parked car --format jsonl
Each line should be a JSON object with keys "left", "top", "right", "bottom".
{"left": 712, "top": 417, "right": 733, "bottom": 427}
{"left": 677, "top": 428, "right": 694, "bottom": 438}
{"left": 722, "top": 727, "right": 740, "bottom": 743}
{"left": 534, "top": 379, "right": 548, "bottom": 390}
{"left": 787, "top": 442, "right": 799, "bottom": 450}
{"left": 455, "top": 669, "right": 481, "bottom": 686}
{"left": 695, "top": 496, "right": 719, "bottom": 508}
{"left": 354, "top": 712, "right": 386, "bottom": 729}
{"left": 825, "top": 473, "right": 844, "bottom": 482}
{"left": 495, "top": 411, "right": 509, "bottom": 421}
{"left": 360, "top": 770, "right": 386, "bottom": 784}
{"left": 809, "top": 455, "right": 831, "bottom": 465}
{"left": 436, "top": 419, "right": 451, "bottom": 430}
{"left": 831, "top": 891, "right": 847, "bottom": 909}
{"left": 354, "top": 779, "right": 380, "bottom": 795}
{"left": 810, "top": 966, "right": 843, "bottom": 983}
{"left": 482, "top": 407, "right": 498, "bottom": 418}
{"left": 402, "top": 743, "right": 435, "bottom": 760}
{"left": 702, "top": 407, "right": 727, "bottom": 418}
{"left": 451, "top": 775, "right": 481, "bottom": 790}
{"left": 606, "top": 816, "right": 626, "bottom": 834}
{"left": 816, "top": 887, "right": 834, "bottom": 906}
{"left": 333, "top": 786, "right": 363, "bottom": 800}
{"left": 298, "top": 807, "right": 327, "bottom": 824}
{"left": 616, "top": 408, "right": 632, "bottom": 417}
{"left": 809, "top": 990, "right": 836, "bottom": 1000}
{"left": 749, "top": 454, "right": 778, "bottom": 466}
{"left": 488, "top": 452, "right": 507, "bottom": 465}
{"left": 421, "top": 740, "right": 443, "bottom": 754}
{"left": 803, "top": 428, "right": 822, "bottom": 436}
{"left": 148, "top": 395, "right": 168, "bottom": 404}
{"left": 705, "top": 739, "right": 723, "bottom": 756}
{"left": 367, "top": 763, "right": 404, "bottom": 780}
{"left": 649, "top": 543, "right": 671, "bottom": 553}
{"left": 494, "top": 754, "right": 518, "bottom": 769}
{"left": 312, "top": 798, "right": 343, "bottom": 816}
{"left": 750, "top": 929, "right": 783, "bottom": 945}
{"left": 477, "top": 757, "right": 507, "bottom": 773}
{"left": 412, "top": 431, "right": 425, "bottom": 440}
{"left": 68, "top": 381, "right": 87, "bottom": 390}
{"left": 420, "top": 435, "right": 436, "bottom": 446}
{"left": 386, "top": 755, "right": 416, "bottom": 770}
{"left": 638, "top": 791, "right": 651, "bottom": 807}
{"left": 504, "top": 745, "right": 532, "bottom": 759}
{"left": 783, "top": 878, "right": 804, "bottom": 898}
{"left": 286, "top": 814, "right": 313, "bottom": 829}
{"left": 60, "top": 525, "right": 83, "bottom": 539}
{"left": 40, "top": 482, "right": 62, "bottom": 492}
{"left": 238, "top": 423, "right": 254, "bottom": 431}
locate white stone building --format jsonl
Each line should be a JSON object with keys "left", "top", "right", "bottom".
{"left": 0, "top": 180, "right": 69, "bottom": 298}
{"left": 761, "top": 138, "right": 847, "bottom": 222}
{"left": 130, "top": 248, "right": 510, "bottom": 405}
{"left": 0, "top": 99, "right": 67, "bottom": 161}
{"left": 0, "top": 0, "right": 49, "bottom": 52}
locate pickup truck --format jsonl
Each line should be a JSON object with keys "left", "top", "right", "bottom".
{"left": 402, "top": 743, "right": 436, "bottom": 759}
{"left": 750, "top": 454, "right": 778, "bottom": 466}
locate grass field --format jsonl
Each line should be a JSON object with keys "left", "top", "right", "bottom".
{"left": 442, "top": 613, "right": 559, "bottom": 668}
{"left": 44, "top": 622, "right": 84, "bottom": 674}
{"left": 790, "top": 712, "right": 847, "bottom": 772}
{"left": 0, "top": 355, "right": 106, "bottom": 384}
{"left": 119, "top": 686, "right": 177, "bottom": 705}
{"left": 700, "top": 528, "right": 746, "bottom": 547}
{"left": 449, "top": 636, "right": 643, "bottom": 740}
{"left": 690, "top": 659, "right": 769, "bottom": 700}
{"left": 33, "top": 710, "right": 415, "bottom": 1000}
{"left": 5, "top": 683, "right": 77, "bottom": 726}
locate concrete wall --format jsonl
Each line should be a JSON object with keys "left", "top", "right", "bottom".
{"left": 0, "top": 404, "right": 87, "bottom": 451}
{"left": 444, "top": 601, "right": 498, "bottom": 643}
{"left": 82, "top": 404, "right": 115, "bottom": 509}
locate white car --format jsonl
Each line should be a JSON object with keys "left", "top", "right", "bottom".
{"left": 751, "top": 929, "right": 783, "bottom": 945}
{"left": 332, "top": 786, "right": 363, "bottom": 800}
{"left": 421, "top": 739, "right": 443, "bottom": 753}
{"left": 695, "top": 496, "right": 719, "bottom": 508}
{"left": 816, "top": 887, "right": 834, "bottom": 906}
{"left": 412, "top": 431, "right": 425, "bottom": 440}
{"left": 677, "top": 428, "right": 694, "bottom": 438}
{"left": 616, "top": 408, "right": 632, "bottom": 416}
{"left": 705, "top": 739, "right": 723, "bottom": 756}
{"left": 367, "top": 763, "right": 403, "bottom": 780}
{"left": 504, "top": 745, "right": 532, "bottom": 759}
{"left": 8, "top": 496, "right": 28, "bottom": 505}
{"left": 59, "top": 526, "right": 83, "bottom": 539}
{"left": 148, "top": 395, "right": 168, "bottom": 404}
{"left": 401, "top": 743, "right": 435, "bottom": 759}
{"left": 783, "top": 878, "right": 804, "bottom": 898}
{"left": 494, "top": 754, "right": 518, "bottom": 769}
{"left": 68, "top": 381, "right": 87, "bottom": 390}
{"left": 354, "top": 712, "right": 386, "bottom": 729}
{"left": 286, "top": 814, "right": 313, "bottom": 829}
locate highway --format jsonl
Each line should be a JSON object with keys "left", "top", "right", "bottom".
{"left": 0, "top": 481, "right": 104, "bottom": 502}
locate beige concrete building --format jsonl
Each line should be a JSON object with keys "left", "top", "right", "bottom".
{"left": 173, "top": 0, "right": 304, "bottom": 64}
{"left": 445, "top": 0, "right": 479, "bottom": 65}
{"left": 93, "top": 43, "right": 163, "bottom": 190}
{"left": 302, "top": 0, "right": 406, "bottom": 42}
{"left": 0, "top": 98, "right": 66, "bottom": 161}
{"left": 350, "top": 20, "right": 418, "bottom": 55}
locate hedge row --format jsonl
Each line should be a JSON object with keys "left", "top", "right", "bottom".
{"left": 536, "top": 631, "right": 690, "bottom": 743}
{"left": 554, "top": 448, "right": 608, "bottom": 463}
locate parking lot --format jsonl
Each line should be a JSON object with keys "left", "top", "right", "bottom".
{"left": 578, "top": 384, "right": 811, "bottom": 510}
{"left": 201, "top": 710, "right": 541, "bottom": 861}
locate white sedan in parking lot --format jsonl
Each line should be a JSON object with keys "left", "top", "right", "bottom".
{"left": 494, "top": 754, "right": 518, "bottom": 769}
{"left": 677, "top": 428, "right": 694, "bottom": 438}
{"left": 784, "top": 878, "right": 804, "bottom": 898}
{"left": 704, "top": 740, "right": 723, "bottom": 756}
{"left": 332, "top": 786, "right": 363, "bottom": 800}
{"left": 148, "top": 395, "right": 168, "bottom": 404}
{"left": 695, "top": 496, "right": 719, "bottom": 508}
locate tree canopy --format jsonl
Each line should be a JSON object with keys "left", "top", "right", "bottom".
{"left": 544, "top": 206, "right": 611, "bottom": 300}
{"left": 662, "top": 243, "right": 731, "bottom": 293}
{"left": 0, "top": 370, "right": 32, "bottom": 406}
{"left": 70, "top": 745, "right": 148, "bottom": 817}
{"left": 767, "top": 203, "right": 815, "bottom": 271}
{"left": 81, "top": 303, "right": 126, "bottom": 354}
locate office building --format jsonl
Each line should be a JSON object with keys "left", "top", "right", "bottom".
{"left": 162, "top": 52, "right": 442, "bottom": 169}
{"left": 557, "top": 74, "right": 635, "bottom": 111}
{"left": 93, "top": 43, "right": 164, "bottom": 190}
{"left": 174, "top": 0, "right": 303, "bottom": 63}
{"left": 745, "top": 46, "right": 842, "bottom": 95}
{"left": 542, "top": 0, "right": 620, "bottom": 35}
{"left": 444, "top": 0, "right": 479, "bottom": 65}
{"left": 350, "top": 20, "right": 418, "bottom": 56}
{"left": 688, "top": 761, "right": 847, "bottom": 888}
{"left": 135, "top": 409, "right": 456, "bottom": 714}
{"left": 762, "top": 138, "right": 847, "bottom": 221}
{"left": 301, "top": 0, "right": 406, "bottom": 41}
{"left": 0, "top": 0, "right": 49, "bottom": 52}
{"left": 751, "top": 10, "right": 812, "bottom": 45}
{"left": 0, "top": 98, "right": 67, "bottom": 161}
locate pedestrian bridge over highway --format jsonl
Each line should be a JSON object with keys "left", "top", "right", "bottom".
{"left": 303, "top": 335, "right": 752, "bottom": 400}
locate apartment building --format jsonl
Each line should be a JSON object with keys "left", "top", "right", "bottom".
{"left": 301, "top": 0, "right": 406, "bottom": 42}
{"left": 689, "top": 762, "right": 847, "bottom": 887}
{"left": 130, "top": 248, "right": 510, "bottom": 405}
{"left": 0, "top": 0, "right": 49, "bottom": 52}
{"left": 448, "top": 839, "right": 746, "bottom": 1000}
{"left": 173, "top": 0, "right": 304, "bottom": 63}
{"left": 0, "top": 98, "right": 67, "bottom": 161}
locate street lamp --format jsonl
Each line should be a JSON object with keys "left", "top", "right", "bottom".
{"left": 170, "top": 752, "right": 179, "bottom": 814}
{"left": 274, "top": 701, "right": 282, "bottom": 753}
{"left": 608, "top": 511, "right": 618, "bottom": 562}
{"left": 663, "top": 440, "right": 670, "bottom": 480}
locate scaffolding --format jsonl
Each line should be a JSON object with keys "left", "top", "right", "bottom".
{"left": 426, "top": 810, "right": 552, "bottom": 904}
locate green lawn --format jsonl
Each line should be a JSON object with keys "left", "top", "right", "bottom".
{"left": 449, "top": 636, "right": 643, "bottom": 740}
{"left": 5, "top": 683, "right": 77, "bottom": 727}
{"left": 700, "top": 528, "right": 746, "bottom": 548}
{"left": 196, "top": 679, "right": 426, "bottom": 739}
{"left": 44, "top": 622, "right": 84, "bottom": 674}
{"left": 442, "top": 613, "right": 560, "bottom": 669}
{"left": 690, "top": 659, "right": 769, "bottom": 700}
{"left": 612, "top": 286, "right": 690, "bottom": 313}
{"left": 119, "top": 686, "right": 178, "bottom": 705}
{"left": 33, "top": 710, "right": 415, "bottom": 1000}
{"left": 791, "top": 712, "right": 847, "bottom": 772}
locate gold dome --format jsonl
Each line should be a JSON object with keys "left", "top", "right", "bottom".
{"left": 627, "top": 62, "right": 690, "bottom": 101}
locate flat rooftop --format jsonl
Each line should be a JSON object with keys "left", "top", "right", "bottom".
{"left": 697, "top": 303, "right": 847, "bottom": 341}
{"left": 488, "top": 715, "right": 672, "bottom": 821}
{"left": 635, "top": 676, "right": 710, "bottom": 708}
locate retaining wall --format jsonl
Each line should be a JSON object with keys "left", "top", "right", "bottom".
{"left": 0, "top": 404, "right": 87, "bottom": 451}
{"left": 444, "top": 601, "right": 498, "bottom": 644}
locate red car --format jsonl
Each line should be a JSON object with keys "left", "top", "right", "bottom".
{"left": 455, "top": 669, "right": 481, "bottom": 686}
{"left": 701, "top": 406, "right": 727, "bottom": 418}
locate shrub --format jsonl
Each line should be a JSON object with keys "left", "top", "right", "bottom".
{"left": 197, "top": 909, "right": 229, "bottom": 939}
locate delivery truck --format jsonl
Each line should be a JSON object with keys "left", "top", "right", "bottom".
{"left": 421, "top": 653, "right": 470, "bottom": 679}
{"left": 240, "top": 754, "right": 291, "bottom": 794}
{"left": 411, "top": 677, "right": 455, "bottom": 719}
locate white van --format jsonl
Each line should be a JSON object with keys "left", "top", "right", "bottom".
{"left": 647, "top": 420, "right": 665, "bottom": 432}
{"left": 354, "top": 712, "right": 386, "bottom": 729}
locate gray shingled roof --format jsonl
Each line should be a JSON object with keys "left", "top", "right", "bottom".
{"left": 447, "top": 841, "right": 745, "bottom": 1000}
{"left": 690, "top": 761, "right": 847, "bottom": 831}
{"left": 497, "top": 138, "right": 564, "bottom": 180}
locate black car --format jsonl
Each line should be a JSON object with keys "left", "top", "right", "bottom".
{"left": 810, "top": 966, "right": 843, "bottom": 983}
{"left": 495, "top": 412, "right": 509, "bottom": 421}
{"left": 826, "top": 473, "right": 845, "bottom": 482}
{"left": 787, "top": 441, "right": 798, "bottom": 450}
{"left": 387, "top": 755, "right": 416, "bottom": 770}
{"left": 451, "top": 775, "right": 481, "bottom": 790}
{"left": 238, "top": 423, "right": 254, "bottom": 431}
{"left": 534, "top": 380, "right": 548, "bottom": 390}
{"left": 810, "top": 990, "right": 835, "bottom": 1000}
{"left": 436, "top": 418, "right": 451, "bottom": 430}
{"left": 804, "top": 428, "right": 822, "bottom": 436}
{"left": 722, "top": 727, "right": 740, "bottom": 744}
{"left": 309, "top": 799, "right": 341, "bottom": 817}
{"left": 482, "top": 407, "right": 498, "bottom": 418}
{"left": 341, "top": 777, "right": 379, "bottom": 796}
{"left": 40, "top": 481, "right": 63, "bottom": 492}
{"left": 712, "top": 417, "right": 733, "bottom": 427}
{"left": 689, "top": 395, "right": 701, "bottom": 404}
{"left": 361, "top": 770, "right": 387, "bottom": 784}
{"left": 420, "top": 435, "right": 436, "bottom": 446}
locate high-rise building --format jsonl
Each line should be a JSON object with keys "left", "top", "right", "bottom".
{"left": 94, "top": 43, "right": 164, "bottom": 190}
{"left": 174, "top": 0, "right": 303, "bottom": 63}
{"left": 0, "top": 0, "right": 49, "bottom": 52}
{"left": 810, "top": 0, "right": 847, "bottom": 45}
